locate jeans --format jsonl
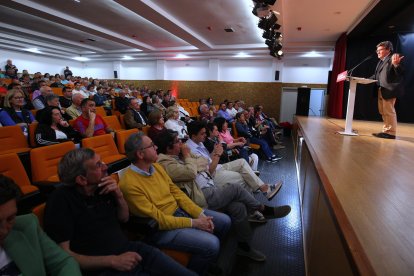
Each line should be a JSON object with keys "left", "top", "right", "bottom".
{"left": 98, "top": 241, "right": 196, "bottom": 276}
{"left": 250, "top": 136, "right": 273, "bottom": 159}
{"left": 202, "top": 183, "right": 262, "bottom": 242}
{"left": 146, "top": 209, "right": 231, "bottom": 275}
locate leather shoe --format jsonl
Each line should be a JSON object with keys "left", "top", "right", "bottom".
{"left": 372, "top": 132, "right": 396, "bottom": 139}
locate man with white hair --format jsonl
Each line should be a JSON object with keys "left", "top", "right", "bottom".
{"left": 32, "top": 86, "right": 53, "bottom": 110}
{"left": 65, "top": 93, "right": 84, "bottom": 119}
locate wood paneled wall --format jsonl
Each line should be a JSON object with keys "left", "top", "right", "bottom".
{"left": 119, "top": 80, "right": 326, "bottom": 121}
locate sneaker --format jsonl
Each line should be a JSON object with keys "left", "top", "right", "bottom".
{"left": 248, "top": 210, "right": 267, "bottom": 223}
{"left": 262, "top": 205, "right": 291, "bottom": 218}
{"left": 271, "top": 156, "right": 282, "bottom": 162}
{"left": 262, "top": 180, "right": 282, "bottom": 200}
{"left": 253, "top": 170, "right": 260, "bottom": 176}
{"left": 265, "top": 157, "right": 278, "bottom": 163}
{"left": 236, "top": 247, "right": 266, "bottom": 262}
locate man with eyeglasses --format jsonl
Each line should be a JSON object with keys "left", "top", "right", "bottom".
{"left": 119, "top": 132, "right": 231, "bottom": 275}
{"left": 44, "top": 148, "right": 194, "bottom": 275}
{"left": 371, "top": 41, "right": 404, "bottom": 139}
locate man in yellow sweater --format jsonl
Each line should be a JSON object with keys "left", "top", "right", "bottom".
{"left": 119, "top": 132, "right": 231, "bottom": 275}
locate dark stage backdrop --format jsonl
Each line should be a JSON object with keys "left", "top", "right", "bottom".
{"left": 346, "top": 34, "right": 414, "bottom": 123}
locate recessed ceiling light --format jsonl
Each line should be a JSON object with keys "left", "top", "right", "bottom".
{"left": 24, "top": 48, "right": 42, "bottom": 54}
{"left": 301, "top": 51, "right": 323, "bottom": 58}
{"left": 74, "top": 0, "right": 80, "bottom": 3}
{"left": 72, "top": 56, "right": 89, "bottom": 61}
{"left": 234, "top": 52, "right": 251, "bottom": 58}
{"left": 175, "top": 54, "right": 189, "bottom": 59}
{"left": 122, "top": 55, "right": 134, "bottom": 60}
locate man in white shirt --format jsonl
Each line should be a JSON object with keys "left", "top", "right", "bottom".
{"left": 185, "top": 121, "right": 282, "bottom": 200}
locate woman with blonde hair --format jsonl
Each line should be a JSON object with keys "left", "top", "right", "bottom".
{"left": 164, "top": 106, "right": 188, "bottom": 139}
{"left": 0, "top": 89, "right": 35, "bottom": 134}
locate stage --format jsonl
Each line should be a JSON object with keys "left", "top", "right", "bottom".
{"left": 295, "top": 116, "right": 414, "bottom": 275}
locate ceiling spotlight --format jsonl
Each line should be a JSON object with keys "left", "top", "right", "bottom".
{"left": 252, "top": 2, "right": 270, "bottom": 18}
{"left": 253, "top": 0, "right": 277, "bottom": 5}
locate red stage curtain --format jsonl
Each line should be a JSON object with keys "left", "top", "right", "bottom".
{"left": 327, "top": 33, "right": 347, "bottom": 118}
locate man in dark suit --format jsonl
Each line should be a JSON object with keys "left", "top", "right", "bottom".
{"left": 124, "top": 98, "right": 148, "bottom": 130}
{"left": 372, "top": 41, "right": 404, "bottom": 139}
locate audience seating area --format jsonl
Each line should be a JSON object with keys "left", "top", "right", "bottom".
{"left": 1, "top": 74, "right": 284, "bottom": 273}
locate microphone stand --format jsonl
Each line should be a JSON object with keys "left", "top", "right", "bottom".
{"left": 348, "top": 53, "right": 375, "bottom": 77}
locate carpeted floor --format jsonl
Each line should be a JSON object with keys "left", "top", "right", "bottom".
{"left": 216, "top": 135, "right": 305, "bottom": 276}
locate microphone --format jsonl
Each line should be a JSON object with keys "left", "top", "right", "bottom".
{"left": 348, "top": 53, "right": 375, "bottom": 76}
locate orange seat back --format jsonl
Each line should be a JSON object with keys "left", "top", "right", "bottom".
{"left": 161, "top": 249, "right": 191, "bottom": 267}
{"left": 0, "top": 125, "right": 30, "bottom": 153}
{"left": 116, "top": 129, "right": 138, "bottom": 154}
{"left": 0, "top": 153, "right": 38, "bottom": 195}
{"left": 102, "top": 115, "right": 123, "bottom": 131}
{"left": 119, "top": 114, "right": 126, "bottom": 129}
{"left": 30, "top": 141, "right": 76, "bottom": 183}
{"left": 82, "top": 134, "right": 121, "bottom": 160}
{"left": 29, "top": 122, "right": 38, "bottom": 148}
{"left": 141, "top": 126, "right": 150, "bottom": 135}
{"left": 51, "top": 87, "right": 63, "bottom": 96}
{"left": 32, "top": 203, "right": 46, "bottom": 228}
{"left": 95, "top": 106, "right": 107, "bottom": 117}
{"left": 231, "top": 122, "right": 239, "bottom": 138}
{"left": 30, "top": 109, "right": 38, "bottom": 118}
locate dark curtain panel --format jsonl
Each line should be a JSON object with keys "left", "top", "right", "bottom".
{"left": 347, "top": 33, "right": 414, "bottom": 123}
{"left": 327, "top": 33, "right": 347, "bottom": 118}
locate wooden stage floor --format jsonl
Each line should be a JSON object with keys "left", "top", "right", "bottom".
{"left": 296, "top": 116, "right": 414, "bottom": 275}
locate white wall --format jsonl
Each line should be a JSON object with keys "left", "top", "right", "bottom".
{"left": 165, "top": 60, "right": 210, "bottom": 81}
{"left": 121, "top": 60, "right": 158, "bottom": 80}
{"left": 219, "top": 59, "right": 275, "bottom": 82}
{"left": 82, "top": 62, "right": 113, "bottom": 79}
{"left": 2, "top": 49, "right": 331, "bottom": 84}
{"left": 1, "top": 49, "right": 83, "bottom": 76}
{"left": 282, "top": 58, "right": 331, "bottom": 84}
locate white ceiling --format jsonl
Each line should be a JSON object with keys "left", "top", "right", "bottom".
{"left": 0, "top": 0, "right": 379, "bottom": 62}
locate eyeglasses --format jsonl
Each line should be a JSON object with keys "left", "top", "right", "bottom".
{"left": 12, "top": 96, "right": 24, "bottom": 100}
{"left": 140, "top": 142, "right": 156, "bottom": 151}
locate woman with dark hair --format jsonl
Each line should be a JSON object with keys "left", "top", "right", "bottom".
{"left": 0, "top": 89, "right": 35, "bottom": 135}
{"left": 206, "top": 97, "right": 214, "bottom": 107}
{"left": 140, "top": 95, "right": 155, "bottom": 116}
{"left": 35, "top": 106, "right": 81, "bottom": 146}
{"left": 147, "top": 109, "right": 168, "bottom": 145}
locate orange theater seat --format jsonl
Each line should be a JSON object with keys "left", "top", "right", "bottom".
{"left": 119, "top": 114, "right": 126, "bottom": 129}
{"left": 0, "top": 153, "right": 38, "bottom": 196}
{"left": 161, "top": 249, "right": 191, "bottom": 267}
{"left": 116, "top": 129, "right": 138, "bottom": 154}
{"left": 32, "top": 203, "right": 46, "bottom": 228}
{"left": 95, "top": 106, "right": 107, "bottom": 117}
{"left": 0, "top": 125, "right": 31, "bottom": 155}
{"left": 231, "top": 122, "right": 260, "bottom": 150}
{"left": 51, "top": 87, "right": 63, "bottom": 96}
{"left": 30, "top": 141, "right": 76, "bottom": 183}
{"left": 103, "top": 115, "right": 124, "bottom": 131}
{"left": 82, "top": 134, "right": 126, "bottom": 164}
{"left": 141, "top": 126, "right": 150, "bottom": 135}
{"left": 29, "top": 122, "right": 38, "bottom": 148}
